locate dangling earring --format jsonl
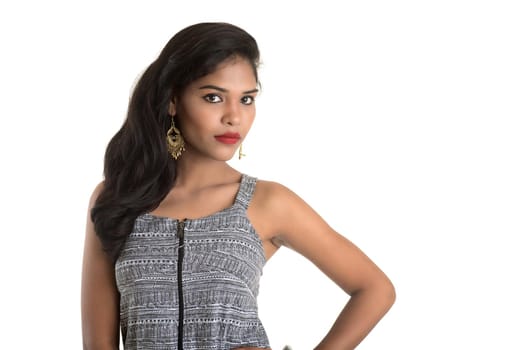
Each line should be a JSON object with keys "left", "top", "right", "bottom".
{"left": 166, "top": 115, "right": 185, "bottom": 159}
{"left": 238, "top": 143, "right": 246, "bottom": 160}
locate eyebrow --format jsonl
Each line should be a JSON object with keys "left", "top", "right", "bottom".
{"left": 198, "top": 85, "right": 259, "bottom": 94}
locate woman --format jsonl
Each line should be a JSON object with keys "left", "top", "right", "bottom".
{"left": 81, "top": 22, "right": 395, "bottom": 350}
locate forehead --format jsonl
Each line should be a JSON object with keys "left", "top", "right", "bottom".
{"left": 189, "top": 57, "right": 257, "bottom": 90}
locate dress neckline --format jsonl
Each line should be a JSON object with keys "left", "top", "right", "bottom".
{"left": 140, "top": 174, "right": 249, "bottom": 224}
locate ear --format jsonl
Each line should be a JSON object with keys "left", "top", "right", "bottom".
{"left": 168, "top": 99, "right": 176, "bottom": 116}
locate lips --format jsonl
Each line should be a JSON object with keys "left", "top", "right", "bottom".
{"left": 215, "top": 132, "right": 240, "bottom": 145}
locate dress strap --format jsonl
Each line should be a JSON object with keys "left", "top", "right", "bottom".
{"left": 235, "top": 174, "right": 257, "bottom": 209}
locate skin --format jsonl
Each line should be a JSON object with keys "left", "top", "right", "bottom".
{"left": 82, "top": 57, "right": 395, "bottom": 350}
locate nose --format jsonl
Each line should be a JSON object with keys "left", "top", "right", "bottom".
{"left": 222, "top": 100, "right": 241, "bottom": 126}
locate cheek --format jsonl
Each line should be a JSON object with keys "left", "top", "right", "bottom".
{"left": 181, "top": 113, "right": 220, "bottom": 140}
{"left": 179, "top": 104, "right": 213, "bottom": 128}
{"left": 246, "top": 109, "right": 256, "bottom": 125}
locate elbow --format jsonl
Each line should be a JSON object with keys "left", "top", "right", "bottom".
{"left": 386, "top": 278, "right": 396, "bottom": 308}
{"left": 354, "top": 275, "right": 396, "bottom": 312}
{"left": 378, "top": 276, "right": 396, "bottom": 312}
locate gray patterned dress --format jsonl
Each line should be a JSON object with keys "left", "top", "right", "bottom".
{"left": 115, "top": 174, "right": 270, "bottom": 349}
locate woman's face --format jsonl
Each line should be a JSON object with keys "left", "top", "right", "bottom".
{"left": 170, "top": 57, "right": 258, "bottom": 161}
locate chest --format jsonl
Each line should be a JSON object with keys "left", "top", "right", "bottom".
{"left": 115, "top": 211, "right": 266, "bottom": 297}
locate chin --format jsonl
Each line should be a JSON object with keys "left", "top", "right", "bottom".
{"left": 222, "top": 154, "right": 236, "bottom": 162}
{"left": 211, "top": 152, "right": 236, "bottom": 162}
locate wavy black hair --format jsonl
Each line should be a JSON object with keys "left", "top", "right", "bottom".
{"left": 91, "top": 22, "right": 260, "bottom": 262}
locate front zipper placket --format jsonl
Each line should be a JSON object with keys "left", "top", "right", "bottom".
{"left": 177, "top": 219, "right": 187, "bottom": 350}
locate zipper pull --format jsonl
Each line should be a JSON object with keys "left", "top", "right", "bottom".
{"left": 177, "top": 219, "right": 186, "bottom": 249}
{"left": 177, "top": 220, "right": 185, "bottom": 238}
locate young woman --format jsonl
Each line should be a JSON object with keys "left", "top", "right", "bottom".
{"left": 81, "top": 22, "right": 395, "bottom": 350}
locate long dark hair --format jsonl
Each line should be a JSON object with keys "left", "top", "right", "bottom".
{"left": 91, "top": 22, "right": 260, "bottom": 263}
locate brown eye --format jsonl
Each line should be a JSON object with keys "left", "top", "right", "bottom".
{"left": 203, "top": 94, "right": 222, "bottom": 103}
{"left": 241, "top": 96, "right": 255, "bottom": 105}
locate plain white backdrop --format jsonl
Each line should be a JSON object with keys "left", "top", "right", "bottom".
{"left": 0, "top": 1, "right": 523, "bottom": 349}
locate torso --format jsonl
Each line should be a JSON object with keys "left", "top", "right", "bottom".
{"left": 116, "top": 173, "right": 273, "bottom": 349}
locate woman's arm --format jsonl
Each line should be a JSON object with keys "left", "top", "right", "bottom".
{"left": 265, "top": 182, "right": 395, "bottom": 349}
{"left": 81, "top": 183, "right": 120, "bottom": 350}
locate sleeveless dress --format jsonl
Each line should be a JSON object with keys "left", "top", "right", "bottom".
{"left": 115, "top": 174, "right": 271, "bottom": 349}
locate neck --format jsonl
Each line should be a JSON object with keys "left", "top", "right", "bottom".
{"left": 173, "top": 154, "right": 240, "bottom": 191}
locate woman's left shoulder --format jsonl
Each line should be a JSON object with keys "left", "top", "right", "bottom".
{"left": 251, "top": 178, "right": 310, "bottom": 217}
{"left": 253, "top": 178, "right": 297, "bottom": 202}
{"left": 248, "top": 178, "right": 308, "bottom": 244}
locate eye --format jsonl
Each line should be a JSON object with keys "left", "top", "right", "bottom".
{"left": 203, "top": 94, "right": 223, "bottom": 103}
{"left": 241, "top": 96, "right": 255, "bottom": 105}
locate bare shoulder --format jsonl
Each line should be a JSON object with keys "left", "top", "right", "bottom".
{"left": 83, "top": 180, "right": 107, "bottom": 249}
{"left": 250, "top": 179, "right": 318, "bottom": 240}
{"left": 251, "top": 180, "right": 305, "bottom": 221}
{"left": 246, "top": 179, "right": 308, "bottom": 256}
{"left": 252, "top": 179, "right": 302, "bottom": 207}
{"left": 83, "top": 180, "right": 107, "bottom": 255}
{"left": 88, "top": 181, "right": 105, "bottom": 209}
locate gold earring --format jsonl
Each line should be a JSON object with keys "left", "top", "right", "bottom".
{"left": 166, "top": 115, "right": 185, "bottom": 159}
{"left": 238, "top": 143, "right": 246, "bottom": 160}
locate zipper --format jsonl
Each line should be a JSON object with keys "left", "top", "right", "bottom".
{"left": 177, "top": 219, "right": 186, "bottom": 350}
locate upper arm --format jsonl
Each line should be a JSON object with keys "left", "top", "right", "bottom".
{"left": 268, "top": 182, "right": 392, "bottom": 296}
{"left": 81, "top": 182, "right": 120, "bottom": 349}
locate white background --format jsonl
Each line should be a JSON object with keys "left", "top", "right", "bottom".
{"left": 1, "top": 1, "right": 523, "bottom": 349}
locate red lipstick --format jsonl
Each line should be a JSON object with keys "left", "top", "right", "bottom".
{"left": 215, "top": 132, "right": 241, "bottom": 145}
